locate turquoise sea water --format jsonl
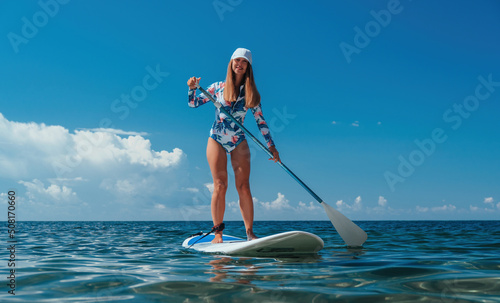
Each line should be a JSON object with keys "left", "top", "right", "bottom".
{"left": 2, "top": 221, "right": 500, "bottom": 302}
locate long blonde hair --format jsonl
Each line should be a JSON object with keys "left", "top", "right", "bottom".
{"left": 223, "top": 59, "right": 261, "bottom": 108}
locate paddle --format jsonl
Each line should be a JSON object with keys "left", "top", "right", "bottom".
{"left": 195, "top": 84, "right": 368, "bottom": 247}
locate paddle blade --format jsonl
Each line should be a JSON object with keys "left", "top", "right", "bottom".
{"left": 321, "top": 201, "right": 367, "bottom": 247}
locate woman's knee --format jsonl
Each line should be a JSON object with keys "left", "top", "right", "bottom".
{"left": 213, "top": 178, "right": 228, "bottom": 194}
{"left": 235, "top": 181, "right": 251, "bottom": 195}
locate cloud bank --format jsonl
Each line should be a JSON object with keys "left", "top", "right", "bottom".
{"left": 0, "top": 113, "right": 187, "bottom": 220}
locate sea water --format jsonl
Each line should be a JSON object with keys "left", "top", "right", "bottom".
{"left": 1, "top": 221, "right": 499, "bottom": 302}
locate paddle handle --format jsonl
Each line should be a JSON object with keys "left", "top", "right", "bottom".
{"left": 196, "top": 85, "right": 323, "bottom": 204}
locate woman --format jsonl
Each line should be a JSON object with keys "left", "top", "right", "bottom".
{"left": 187, "top": 48, "right": 280, "bottom": 243}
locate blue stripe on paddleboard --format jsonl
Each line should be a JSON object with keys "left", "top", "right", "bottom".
{"left": 186, "top": 234, "right": 243, "bottom": 246}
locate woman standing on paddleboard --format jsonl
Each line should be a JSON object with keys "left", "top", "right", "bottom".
{"left": 187, "top": 48, "right": 280, "bottom": 244}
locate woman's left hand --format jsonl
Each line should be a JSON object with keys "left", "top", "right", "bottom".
{"left": 268, "top": 146, "right": 281, "bottom": 163}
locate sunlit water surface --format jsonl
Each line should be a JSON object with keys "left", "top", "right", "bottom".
{"left": 2, "top": 221, "right": 500, "bottom": 302}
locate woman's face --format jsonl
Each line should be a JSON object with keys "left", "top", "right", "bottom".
{"left": 232, "top": 58, "right": 248, "bottom": 76}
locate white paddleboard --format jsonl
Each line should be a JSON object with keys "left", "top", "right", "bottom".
{"left": 182, "top": 231, "right": 324, "bottom": 257}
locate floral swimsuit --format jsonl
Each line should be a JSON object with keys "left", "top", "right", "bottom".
{"left": 188, "top": 81, "right": 275, "bottom": 153}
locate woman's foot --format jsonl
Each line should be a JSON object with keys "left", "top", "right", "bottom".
{"left": 246, "top": 229, "right": 258, "bottom": 241}
{"left": 212, "top": 232, "right": 223, "bottom": 244}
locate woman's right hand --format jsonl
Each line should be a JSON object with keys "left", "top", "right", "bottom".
{"left": 187, "top": 77, "right": 201, "bottom": 89}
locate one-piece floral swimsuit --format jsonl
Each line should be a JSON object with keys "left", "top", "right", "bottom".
{"left": 188, "top": 81, "right": 275, "bottom": 153}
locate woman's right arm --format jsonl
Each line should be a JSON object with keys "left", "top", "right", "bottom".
{"left": 187, "top": 77, "right": 213, "bottom": 108}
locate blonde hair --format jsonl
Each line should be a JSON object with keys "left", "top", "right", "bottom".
{"left": 223, "top": 59, "right": 261, "bottom": 108}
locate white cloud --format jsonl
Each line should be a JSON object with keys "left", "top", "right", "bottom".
{"left": 416, "top": 206, "right": 429, "bottom": 212}
{"left": 226, "top": 196, "right": 319, "bottom": 221}
{"left": 0, "top": 114, "right": 184, "bottom": 180}
{"left": 259, "top": 192, "right": 292, "bottom": 210}
{"left": 470, "top": 205, "right": 496, "bottom": 213}
{"left": 298, "top": 201, "right": 320, "bottom": 211}
{"left": 336, "top": 200, "right": 347, "bottom": 210}
{"left": 204, "top": 183, "right": 214, "bottom": 194}
{"left": 19, "top": 179, "right": 77, "bottom": 202}
{"left": 354, "top": 196, "right": 362, "bottom": 210}
{"left": 431, "top": 204, "right": 456, "bottom": 212}
{"left": 228, "top": 200, "right": 239, "bottom": 210}
{"left": 99, "top": 176, "right": 154, "bottom": 197}
{"left": 497, "top": 202, "right": 500, "bottom": 210}
{"left": 336, "top": 196, "right": 362, "bottom": 212}
{"left": 351, "top": 121, "right": 359, "bottom": 127}
{"left": 484, "top": 197, "right": 494, "bottom": 204}
{"left": 65, "top": 131, "right": 184, "bottom": 170}
{"left": 245, "top": 193, "right": 325, "bottom": 220}
{"left": 378, "top": 196, "right": 387, "bottom": 207}
{"left": 0, "top": 114, "right": 70, "bottom": 178}
{"left": 154, "top": 203, "right": 166, "bottom": 209}
{"left": 0, "top": 113, "right": 189, "bottom": 220}
{"left": 331, "top": 121, "right": 337, "bottom": 125}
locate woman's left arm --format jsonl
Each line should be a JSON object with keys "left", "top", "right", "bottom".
{"left": 251, "top": 104, "right": 281, "bottom": 163}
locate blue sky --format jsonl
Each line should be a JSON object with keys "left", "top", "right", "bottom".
{"left": 1, "top": 0, "right": 499, "bottom": 221}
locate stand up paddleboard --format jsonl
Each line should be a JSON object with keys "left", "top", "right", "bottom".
{"left": 182, "top": 231, "right": 324, "bottom": 257}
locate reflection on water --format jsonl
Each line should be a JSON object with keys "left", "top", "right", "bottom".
{"left": 207, "top": 257, "right": 259, "bottom": 284}
{"left": 205, "top": 254, "right": 324, "bottom": 285}
{"left": 1, "top": 221, "right": 499, "bottom": 302}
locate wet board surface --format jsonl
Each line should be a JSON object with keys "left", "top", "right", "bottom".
{"left": 182, "top": 231, "right": 324, "bottom": 257}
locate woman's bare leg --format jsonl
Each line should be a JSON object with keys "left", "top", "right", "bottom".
{"left": 207, "top": 138, "right": 228, "bottom": 243}
{"left": 231, "top": 140, "right": 258, "bottom": 240}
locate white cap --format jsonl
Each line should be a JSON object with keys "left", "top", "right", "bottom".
{"left": 231, "top": 48, "right": 252, "bottom": 65}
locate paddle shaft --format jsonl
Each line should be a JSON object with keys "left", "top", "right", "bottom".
{"left": 196, "top": 85, "right": 323, "bottom": 204}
